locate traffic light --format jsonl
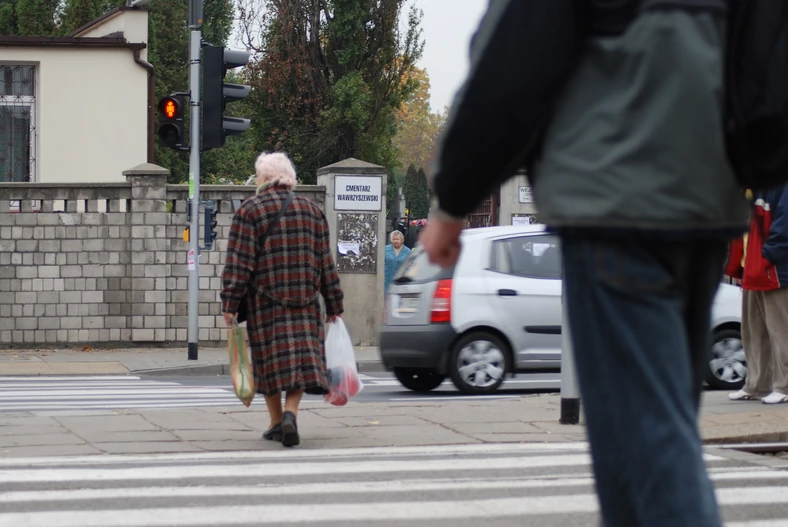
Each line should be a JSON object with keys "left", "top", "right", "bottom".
{"left": 157, "top": 94, "right": 186, "bottom": 149}
{"left": 203, "top": 201, "right": 218, "bottom": 250}
{"left": 202, "top": 44, "right": 251, "bottom": 150}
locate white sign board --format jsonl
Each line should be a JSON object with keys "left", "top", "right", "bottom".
{"left": 512, "top": 215, "right": 531, "bottom": 226}
{"left": 335, "top": 176, "right": 382, "bottom": 211}
{"left": 518, "top": 186, "right": 533, "bottom": 204}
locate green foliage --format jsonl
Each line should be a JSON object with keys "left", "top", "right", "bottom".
{"left": 15, "top": 0, "right": 58, "bottom": 36}
{"left": 0, "top": 1, "right": 19, "bottom": 35}
{"left": 404, "top": 163, "right": 429, "bottom": 219}
{"left": 240, "top": 0, "right": 424, "bottom": 184}
{"left": 59, "top": 0, "right": 125, "bottom": 35}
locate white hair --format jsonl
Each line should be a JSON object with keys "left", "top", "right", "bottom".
{"left": 389, "top": 230, "right": 404, "bottom": 243}
{"left": 255, "top": 152, "right": 298, "bottom": 189}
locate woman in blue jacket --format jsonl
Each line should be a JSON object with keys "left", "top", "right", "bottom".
{"left": 384, "top": 230, "right": 410, "bottom": 292}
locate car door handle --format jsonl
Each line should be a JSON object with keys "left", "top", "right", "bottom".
{"left": 498, "top": 289, "right": 517, "bottom": 296}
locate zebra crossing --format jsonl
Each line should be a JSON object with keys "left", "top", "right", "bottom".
{"left": 0, "top": 443, "right": 786, "bottom": 526}
{"left": 0, "top": 375, "right": 241, "bottom": 412}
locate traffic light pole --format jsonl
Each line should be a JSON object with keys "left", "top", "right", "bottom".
{"left": 186, "top": 10, "right": 201, "bottom": 360}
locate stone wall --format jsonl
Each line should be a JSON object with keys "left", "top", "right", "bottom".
{"left": 0, "top": 164, "right": 326, "bottom": 347}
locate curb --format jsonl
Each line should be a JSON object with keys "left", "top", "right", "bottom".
{"left": 136, "top": 360, "right": 386, "bottom": 377}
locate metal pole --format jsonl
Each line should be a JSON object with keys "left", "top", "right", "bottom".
{"left": 559, "top": 274, "right": 581, "bottom": 424}
{"left": 186, "top": 1, "right": 202, "bottom": 361}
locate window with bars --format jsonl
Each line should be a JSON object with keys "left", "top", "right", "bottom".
{"left": 0, "top": 65, "right": 36, "bottom": 183}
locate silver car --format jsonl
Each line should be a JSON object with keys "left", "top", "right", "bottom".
{"left": 379, "top": 225, "right": 746, "bottom": 395}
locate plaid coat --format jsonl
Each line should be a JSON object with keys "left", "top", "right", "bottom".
{"left": 221, "top": 183, "right": 344, "bottom": 396}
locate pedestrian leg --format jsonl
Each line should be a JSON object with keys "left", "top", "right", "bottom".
{"left": 561, "top": 235, "right": 721, "bottom": 527}
{"left": 742, "top": 290, "right": 773, "bottom": 397}
{"left": 263, "top": 392, "right": 284, "bottom": 429}
{"left": 762, "top": 288, "right": 788, "bottom": 397}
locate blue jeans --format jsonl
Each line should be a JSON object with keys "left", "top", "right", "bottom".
{"left": 561, "top": 234, "right": 726, "bottom": 527}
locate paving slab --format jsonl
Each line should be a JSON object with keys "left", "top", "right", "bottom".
{"left": 55, "top": 414, "right": 161, "bottom": 433}
{"left": 76, "top": 431, "right": 181, "bottom": 443}
{"left": 0, "top": 444, "right": 102, "bottom": 457}
{"left": 0, "top": 433, "right": 86, "bottom": 448}
{"left": 93, "top": 442, "right": 204, "bottom": 454}
{"left": 0, "top": 362, "right": 129, "bottom": 375}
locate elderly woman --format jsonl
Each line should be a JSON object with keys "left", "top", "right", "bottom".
{"left": 384, "top": 230, "right": 411, "bottom": 292}
{"left": 221, "top": 152, "right": 344, "bottom": 448}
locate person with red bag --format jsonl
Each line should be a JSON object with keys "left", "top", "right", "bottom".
{"left": 729, "top": 185, "right": 788, "bottom": 404}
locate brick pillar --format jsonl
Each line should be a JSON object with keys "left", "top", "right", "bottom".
{"left": 124, "top": 163, "right": 170, "bottom": 342}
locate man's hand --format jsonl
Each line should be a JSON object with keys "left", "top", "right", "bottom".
{"left": 223, "top": 312, "right": 235, "bottom": 327}
{"left": 420, "top": 215, "right": 465, "bottom": 267}
{"left": 326, "top": 314, "right": 343, "bottom": 324}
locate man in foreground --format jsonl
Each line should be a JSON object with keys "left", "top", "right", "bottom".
{"left": 420, "top": 2, "right": 749, "bottom": 525}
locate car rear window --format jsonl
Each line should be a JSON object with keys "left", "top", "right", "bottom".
{"left": 392, "top": 246, "right": 453, "bottom": 284}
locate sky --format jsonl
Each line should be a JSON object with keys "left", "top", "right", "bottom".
{"left": 411, "top": 0, "right": 489, "bottom": 112}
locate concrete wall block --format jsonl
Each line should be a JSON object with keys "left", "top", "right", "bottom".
{"left": 131, "top": 252, "right": 154, "bottom": 265}
{"left": 145, "top": 265, "right": 168, "bottom": 278}
{"left": 16, "top": 317, "right": 37, "bottom": 330}
{"left": 82, "top": 291, "right": 104, "bottom": 303}
{"left": 37, "top": 292, "right": 59, "bottom": 304}
{"left": 0, "top": 318, "right": 13, "bottom": 330}
{"left": 13, "top": 213, "right": 38, "bottom": 226}
{"left": 144, "top": 291, "right": 166, "bottom": 304}
{"left": 145, "top": 212, "right": 168, "bottom": 225}
{"left": 132, "top": 328, "right": 155, "bottom": 341}
{"left": 39, "top": 266, "right": 60, "bottom": 278}
{"left": 144, "top": 239, "right": 169, "bottom": 251}
{"left": 131, "top": 225, "right": 155, "bottom": 239}
{"left": 105, "top": 316, "right": 126, "bottom": 329}
{"left": 82, "top": 239, "right": 105, "bottom": 252}
{"left": 39, "top": 317, "right": 60, "bottom": 330}
{"left": 0, "top": 240, "right": 16, "bottom": 252}
{"left": 16, "top": 240, "right": 37, "bottom": 252}
{"left": 82, "top": 265, "right": 104, "bottom": 278}
{"left": 83, "top": 317, "right": 104, "bottom": 329}
{"left": 38, "top": 240, "right": 61, "bottom": 253}
{"left": 16, "top": 266, "right": 37, "bottom": 279}
{"left": 143, "top": 316, "right": 166, "bottom": 329}
{"left": 104, "top": 239, "right": 128, "bottom": 252}
{"left": 60, "top": 317, "right": 82, "bottom": 329}
{"left": 61, "top": 266, "right": 83, "bottom": 278}
{"left": 14, "top": 292, "right": 36, "bottom": 304}
{"left": 131, "top": 303, "right": 154, "bottom": 316}
{"left": 61, "top": 240, "right": 82, "bottom": 252}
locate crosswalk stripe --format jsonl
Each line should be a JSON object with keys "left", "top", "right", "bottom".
{"left": 0, "top": 376, "right": 241, "bottom": 412}
{"left": 0, "top": 444, "right": 784, "bottom": 526}
{"left": 3, "top": 470, "right": 787, "bottom": 505}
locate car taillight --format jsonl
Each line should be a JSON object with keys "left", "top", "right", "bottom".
{"left": 430, "top": 279, "right": 452, "bottom": 323}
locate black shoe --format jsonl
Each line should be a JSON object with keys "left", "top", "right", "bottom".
{"left": 263, "top": 424, "right": 282, "bottom": 442}
{"left": 281, "top": 411, "right": 300, "bottom": 447}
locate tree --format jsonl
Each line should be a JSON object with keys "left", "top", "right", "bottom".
{"left": 403, "top": 163, "right": 429, "bottom": 219}
{"left": 238, "top": 0, "right": 424, "bottom": 184}
{"left": 392, "top": 67, "right": 443, "bottom": 177}
{"left": 13, "top": 0, "right": 58, "bottom": 36}
{"left": 59, "top": 0, "right": 125, "bottom": 35}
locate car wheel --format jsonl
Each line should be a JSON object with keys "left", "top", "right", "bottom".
{"left": 393, "top": 368, "right": 446, "bottom": 392}
{"left": 449, "top": 332, "right": 510, "bottom": 395}
{"left": 706, "top": 328, "right": 747, "bottom": 390}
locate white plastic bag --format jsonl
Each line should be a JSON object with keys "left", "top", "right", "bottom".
{"left": 324, "top": 318, "right": 364, "bottom": 406}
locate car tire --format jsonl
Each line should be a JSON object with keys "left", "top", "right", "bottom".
{"left": 706, "top": 328, "right": 747, "bottom": 390}
{"left": 449, "top": 331, "right": 510, "bottom": 395}
{"left": 393, "top": 368, "right": 446, "bottom": 392}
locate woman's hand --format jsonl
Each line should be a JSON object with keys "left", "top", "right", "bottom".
{"left": 326, "top": 314, "right": 343, "bottom": 323}
{"left": 223, "top": 312, "right": 235, "bottom": 327}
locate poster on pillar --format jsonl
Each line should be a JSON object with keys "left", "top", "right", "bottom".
{"left": 336, "top": 213, "right": 378, "bottom": 273}
{"left": 334, "top": 176, "right": 383, "bottom": 211}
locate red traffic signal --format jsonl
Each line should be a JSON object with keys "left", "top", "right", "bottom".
{"left": 158, "top": 97, "right": 181, "bottom": 120}
{"left": 157, "top": 94, "right": 186, "bottom": 149}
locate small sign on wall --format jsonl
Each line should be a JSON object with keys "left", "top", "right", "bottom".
{"left": 518, "top": 186, "right": 533, "bottom": 204}
{"left": 335, "top": 175, "right": 383, "bottom": 211}
{"left": 512, "top": 214, "right": 540, "bottom": 225}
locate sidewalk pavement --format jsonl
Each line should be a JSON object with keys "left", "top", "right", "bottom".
{"left": 0, "top": 385, "right": 787, "bottom": 457}
{"left": 1, "top": 347, "right": 788, "bottom": 454}
{"left": 0, "top": 346, "right": 384, "bottom": 376}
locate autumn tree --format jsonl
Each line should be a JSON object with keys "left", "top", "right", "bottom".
{"left": 238, "top": 0, "right": 424, "bottom": 184}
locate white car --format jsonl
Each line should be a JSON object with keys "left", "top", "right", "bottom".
{"left": 379, "top": 224, "right": 746, "bottom": 394}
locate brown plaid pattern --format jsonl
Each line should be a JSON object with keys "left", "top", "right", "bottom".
{"left": 221, "top": 184, "right": 344, "bottom": 396}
